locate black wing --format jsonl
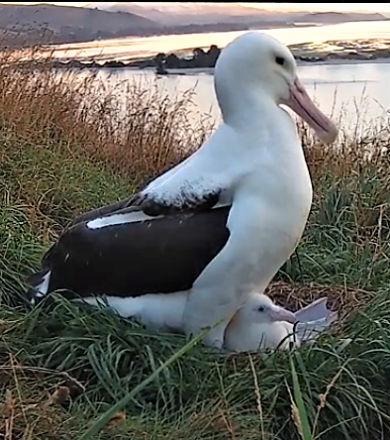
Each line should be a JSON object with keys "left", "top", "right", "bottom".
{"left": 31, "top": 206, "right": 231, "bottom": 299}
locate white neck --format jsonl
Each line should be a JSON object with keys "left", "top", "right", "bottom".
{"left": 215, "top": 71, "right": 280, "bottom": 131}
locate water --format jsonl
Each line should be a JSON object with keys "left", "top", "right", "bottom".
{"left": 54, "top": 20, "right": 389, "bottom": 132}
{"left": 52, "top": 21, "right": 389, "bottom": 61}
{"left": 93, "top": 61, "right": 389, "bottom": 133}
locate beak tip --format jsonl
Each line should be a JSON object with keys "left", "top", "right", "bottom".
{"left": 271, "top": 307, "right": 297, "bottom": 324}
{"left": 318, "top": 123, "right": 338, "bottom": 144}
{"left": 288, "top": 77, "right": 339, "bottom": 145}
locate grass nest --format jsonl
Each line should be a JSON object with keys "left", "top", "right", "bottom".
{"left": 266, "top": 281, "right": 369, "bottom": 322}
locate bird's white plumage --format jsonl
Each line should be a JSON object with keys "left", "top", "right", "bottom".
{"left": 78, "top": 292, "right": 336, "bottom": 352}
{"left": 79, "top": 291, "right": 189, "bottom": 332}
{"left": 137, "top": 132, "right": 241, "bottom": 209}
{"left": 223, "top": 293, "right": 299, "bottom": 352}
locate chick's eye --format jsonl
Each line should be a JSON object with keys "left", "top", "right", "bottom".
{"left": 258, "top": 306, "right": 265, "bottom": 312}
{"left": 275, "top": 56, "right": 285, "bottom": 66}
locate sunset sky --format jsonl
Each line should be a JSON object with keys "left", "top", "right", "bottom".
{"left": 1, "top": 2, "right": 389, "bottom": 13}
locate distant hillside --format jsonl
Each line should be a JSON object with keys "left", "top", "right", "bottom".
{"left": 296, "top": 12, "right": 387, "bottom": 23}
{"left": 87, "top": 2, "right": 282, "bottom": 26}
{"left": 0, "top": 3, "right": 387, "bottom": 48}
{"left": 89, "top": 3, "right": 387, "bottom": 26}
{"left": 0, "top": 3, "right": 158, "bottom": 46}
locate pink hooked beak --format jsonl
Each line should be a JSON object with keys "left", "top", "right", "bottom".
{"left": 282, "top": 78, "right": 338, "bottom": 144}
{"left": 269, "top": 305, "right": 297, "bottom": 324}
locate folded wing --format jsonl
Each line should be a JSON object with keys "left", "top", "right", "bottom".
{"left": 27, "top": 206, "right": 231, "bottom": 300}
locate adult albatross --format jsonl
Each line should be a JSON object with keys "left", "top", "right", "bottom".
{"left": 27, "top": 32, "right": 337, "bottom": 348}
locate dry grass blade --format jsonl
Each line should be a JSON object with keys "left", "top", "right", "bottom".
{"left": 2, "top": 389, "right": 16, "bottom": 440}
{"left": 311, "top": 363, "right": 346, "bottom": 437}
{"left": 248, "top": 354, "right": 266, "bottom": 439}
{"left": 189, "top": 407, "right": 237, "bottom": 438}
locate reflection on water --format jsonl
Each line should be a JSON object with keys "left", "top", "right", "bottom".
{"left": 52, "top": 21, "right": 390, "bottom": 61}
{"left": 92, "top": 61, "right": 389, "bottom": 134}
{"left": 57, "top": 17, "right": 389, "bottom": 135}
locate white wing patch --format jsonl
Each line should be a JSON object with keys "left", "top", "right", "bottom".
{"left": 87, "top": 202, "right": 231, "bottom": 230}
{"left": 87, "top": 211, "right": 163, "bottom": 230}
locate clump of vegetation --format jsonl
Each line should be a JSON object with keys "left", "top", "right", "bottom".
{"left": 0, "top": 51, "right": 389, "bottom": 439}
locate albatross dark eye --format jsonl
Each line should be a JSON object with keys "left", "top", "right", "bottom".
{"left": 258, "top": 306, "right": 265, "bottom": 312}
{"left": 275, "top": 56, "right": 285, "bottom": 66}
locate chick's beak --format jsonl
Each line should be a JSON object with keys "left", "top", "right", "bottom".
{"left": 269, "top": 305, "right": 297, "bottom": 324}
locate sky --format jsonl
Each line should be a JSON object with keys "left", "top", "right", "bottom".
{"left": 1, "top": 2, "right": 389, "bottom": 13}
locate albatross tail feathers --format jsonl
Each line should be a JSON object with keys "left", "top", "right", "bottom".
{"left": 25, "top": 269, "right": 51, "bottom": 306}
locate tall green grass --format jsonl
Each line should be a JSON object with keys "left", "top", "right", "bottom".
{"left": 0, "top": 54, "right": 389, "bottom": 439}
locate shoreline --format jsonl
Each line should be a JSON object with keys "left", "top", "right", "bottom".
{"left": 297, "top": 57, "right": 389, "bottom": 66}
{"left": 47, "top": 54, "right": 389, "bottom": 71}
{"left": 47, "top": 57, "right": 389, "bottom": 76}
{"left": 45, "top": 37, "right": 389, "bottom": 72}
{"left": 130, "top": 57, "right": 389, "bottom": 77}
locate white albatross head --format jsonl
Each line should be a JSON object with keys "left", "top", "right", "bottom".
{"left": 239, "top": 294, "right": 297, "bottom": 325}
{"left": 214, "top": 32, "right": 338, "bottom": 144}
